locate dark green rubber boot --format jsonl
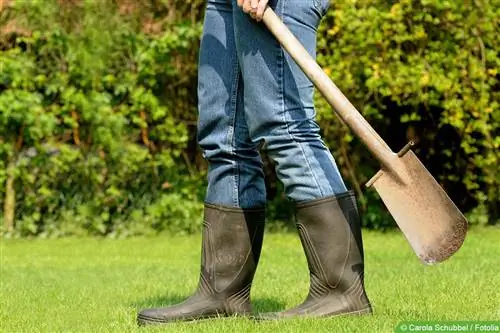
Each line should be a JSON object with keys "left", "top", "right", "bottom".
{"left": 256, "top": 191, "right": 372, "bottom": 319}
{"left": 137, "top": 204, "right": 265, "bottom": 325}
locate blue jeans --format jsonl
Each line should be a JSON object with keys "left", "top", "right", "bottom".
{"left": 197, "top": 0, "right": 347, "bottom": 209}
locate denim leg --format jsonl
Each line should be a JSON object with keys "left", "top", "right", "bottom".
{"left": 233, "top": 0, "right": 347, "bottom": 202}
{"left": 197, "top": 0, "right": 266, "bottom": 208}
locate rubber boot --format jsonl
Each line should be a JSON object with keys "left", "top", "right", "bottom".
{"left": 137, "top": 204, "right": 265, "bottom": 325}
{"left": 257, "top": 191, "right": 372, "bottom": 319}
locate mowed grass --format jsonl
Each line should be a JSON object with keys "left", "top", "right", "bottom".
{"left": 1, "top": 228, "right": 499, "bottom": 333}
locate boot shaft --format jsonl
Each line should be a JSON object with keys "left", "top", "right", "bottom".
{"left": 137, "top": 204, "right": 265, "bottom": 325}
{"left": 252, "top": 192, "right": 372, "bottom": 320}
{"left": 199, "top": 204, "right": 265, "bottom": 297}
{"left": 294, "top": 192, "right": 366, "bottom": 293}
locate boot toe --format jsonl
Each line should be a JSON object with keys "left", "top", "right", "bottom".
{"left": 137, "top": 308, "right": 165, "bottom": 325}
{"left": 137, "top": 306, "right": 200, "bottom": 325}
{"left": 136, "top": 301, "right": 226, "bottom": 326}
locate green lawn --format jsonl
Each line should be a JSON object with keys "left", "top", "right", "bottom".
{"left": 1, "top": 228, "right": 499, "bottom": 333}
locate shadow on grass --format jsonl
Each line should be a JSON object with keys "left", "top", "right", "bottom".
{"left": 133, "top": 294, "right": 285, "bottom": 313}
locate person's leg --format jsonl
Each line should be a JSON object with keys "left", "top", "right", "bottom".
{"left": 234, "top": 0, "right": 346, "bottom": 202}
{"left": 198, "top": 3, "right": 266, "bottom": 209}
{"left": 233, "top": 0, "right": 371, "bottom": 318}
{"left": 137, "top": 0, "right": 265, "bottom": 325}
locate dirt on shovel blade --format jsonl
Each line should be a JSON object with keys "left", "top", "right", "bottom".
{"left": 367, "top": 150, "right": 468, "bottom": 264}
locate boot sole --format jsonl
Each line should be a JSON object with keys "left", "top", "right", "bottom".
{"left": 137, "top": 313, "right": 250, "bottom": 326}
{"left": 252, "top": 306, "right": 373, "bottom": 321}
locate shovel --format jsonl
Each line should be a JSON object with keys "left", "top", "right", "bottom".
{"left": 262, "top": 8, "right": 467, "bottom": 264}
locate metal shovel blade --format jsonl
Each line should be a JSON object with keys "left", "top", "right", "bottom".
{"left": 366, "top": 148, "right": 468, "bottom": 264}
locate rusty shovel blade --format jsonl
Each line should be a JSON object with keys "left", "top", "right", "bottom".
{"left": 366, "top": 148, "right": 468, "bottom": 264}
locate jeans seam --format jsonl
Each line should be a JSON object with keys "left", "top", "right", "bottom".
{"left": 229, "top": 60, "right": 240, "bottom": 207}
{"left": 299, "top": 142, "right": 325, "bottom": 196}
{"left": 278, "top": 2, "right": 325, "bottom": 199}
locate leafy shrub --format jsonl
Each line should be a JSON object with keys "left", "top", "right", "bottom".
{"left": 0, "top": 0, "right": 204, "bottom": 236}
{"left": 0, "top": 0, "right": 497, "bottom": 237}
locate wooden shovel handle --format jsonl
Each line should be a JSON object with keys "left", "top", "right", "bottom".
{"left": 262, "top": 8, "right": 398, "bottom": 170}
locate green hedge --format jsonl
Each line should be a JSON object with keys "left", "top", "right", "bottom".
{"left": 0, "top": 0, "right": 206, "bottom": 236}
{"left": 0, "top": 0, "right": 498, "bottom": 237}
